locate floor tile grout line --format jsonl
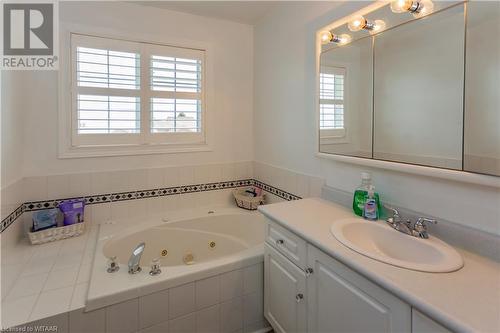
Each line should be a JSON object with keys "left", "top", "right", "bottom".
{"left": 25, "top": 284, "right": 43, "bottom": 324}
{"left": 28, "top": 284, "right": 76, "bottom": 322}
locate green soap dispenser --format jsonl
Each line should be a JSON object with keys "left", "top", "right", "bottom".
{"left": 352, "top": 172, "right": 381, "bottom": 217}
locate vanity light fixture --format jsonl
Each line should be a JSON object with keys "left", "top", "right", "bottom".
{"left": 332, "top": 34, "right": 352, "bottom": 45}
{"left": 319, "top": 31, "right": 352, "bottom": 45}
{"left": 370, "top": 20, "right": 386, "bottom": 34}
{"left": 348, "top": 15, "right": 386, "bottom": 33}
{"left": 320, "top": 31, "right": 333, "bottom": 44}
{"left": 390, "top": 0, "right": 434, "bottom": 18}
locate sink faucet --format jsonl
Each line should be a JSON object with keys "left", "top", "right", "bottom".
{"left": 128, "top": 242, "right": 145, "bottom": 274}
{"left": 384, "top": 206, "right": 437, "bottom": 239}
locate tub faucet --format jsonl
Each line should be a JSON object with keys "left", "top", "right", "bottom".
{"left": 128, "top": 242, "right": 145, "bottom": 274}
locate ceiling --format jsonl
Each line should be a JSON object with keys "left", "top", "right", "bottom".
{"left": 134, "top": 1, "right": 294, "bottom": 25}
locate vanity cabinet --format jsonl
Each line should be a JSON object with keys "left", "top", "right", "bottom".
{"left": 264, "top": 218, "right": 448, "bottom": 333}
{"left": 264, "top": 243, "right": 307, "bottom": 333}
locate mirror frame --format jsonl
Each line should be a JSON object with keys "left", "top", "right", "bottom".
{"left": 315, "top": 2, "right": 500, "bottom": 188}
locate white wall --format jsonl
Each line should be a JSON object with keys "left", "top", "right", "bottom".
{"left": 16, "top": 1, "right": 254, "bottom": 177}
{"left": 1, "top": 72, "right": 25, "bottom": 220}
{"left": 253, "top": 2, "right": 500, "bottom": 236}
{"left": 254, "top": 2, "right": 358, "bottom": 175}
{"left": 1, "top": 72, "right": 26, "bottom": 294}
{"left": 1, "top": 71, "right": 25, "bottom": 187}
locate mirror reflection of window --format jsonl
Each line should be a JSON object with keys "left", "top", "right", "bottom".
{"left": 318, "top": 37, "right": 372, "bottom": 158}
{"left": 319, "top": 67, "right": 346, "bottom": 138}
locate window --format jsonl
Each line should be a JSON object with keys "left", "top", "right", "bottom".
{"left": 319, "top": 66, "right": 346, "bottom": 138}
{"left": 70, "top": 34, "right": 205, "bottom": 148}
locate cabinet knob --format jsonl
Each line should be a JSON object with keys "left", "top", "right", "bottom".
{"left": 296, "top": 293, "right": 304, "bottom": 303}
{"left": 276, "top": 239, "right": 285, "bottom": 245}
{"left": 305, "top": 267, "right": 314, "bottom": 276}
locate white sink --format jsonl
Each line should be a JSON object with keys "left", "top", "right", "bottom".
{"left": 330, "top": 218, "right": 463, "bottom": 273}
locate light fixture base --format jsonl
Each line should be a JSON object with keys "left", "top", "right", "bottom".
{"left": 364, "top": 22, "right": 376, "bottom": 31}
{"left": 409, "top": 1, "right": 422, "bottom": 13}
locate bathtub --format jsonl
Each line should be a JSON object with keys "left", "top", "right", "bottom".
{"left": 87, "top": 208, "right": 267, "bottom": 325}
{"left": 102, "top": 211, "right": 264, "bottom": 268}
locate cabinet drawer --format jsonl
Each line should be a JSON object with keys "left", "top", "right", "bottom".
{"left": 266, "top": 219, "right": 307, "bottom": 269}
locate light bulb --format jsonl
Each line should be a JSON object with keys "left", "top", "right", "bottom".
{"left": 319, "top": 31, "right": 333, "bottom": 44}
{"left": 348, "top": 15, "right": 367, "bottom": 32}
{"left": 413, "top": 0, "right": 434, "bottom": 18}
{"left": 370, "top": 20, "right": 386, "bottom": 34}
{"left": 335, "top": 34, "right": 352, "bottom": 45}
{"left": 390, "top": 0, "right": 413, "bottom": 13}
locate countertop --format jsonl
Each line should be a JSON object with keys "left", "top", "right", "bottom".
{"left": 1, "top": 225, "right": 98, "bottom": 329}
{"left": 258, "top": 198, "right": 500, "bottom": 333}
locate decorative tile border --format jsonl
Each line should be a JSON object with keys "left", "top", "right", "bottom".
{"left": 253, "top": 180, "right": 302, "bottom": 201}
{"left": 22, "top": 179, "right": 254, "bottom": 213}
{"left": 1, "top": 204, "right": 25, "bottom": 233}
{"left": 1, "top": 178, "right": 301, "bottom": 233}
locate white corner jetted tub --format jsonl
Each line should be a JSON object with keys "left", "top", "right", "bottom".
{"left": 86, "top": 208, "right": 267, "bottom": 317}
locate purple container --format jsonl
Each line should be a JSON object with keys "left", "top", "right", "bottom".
{"left": 58, "top": 199, "right": 85, "bottom": 226}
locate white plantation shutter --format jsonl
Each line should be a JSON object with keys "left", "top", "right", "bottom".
{"left": 76, "top": 47, "right": 140, "bottom": 90}
{"left": 150, "top": 56, "right": 201, "bottom": 93}
{"left": 319, "top": 66, "right": 346, "bottom": 138}
{"left": 150, "top": 54, "right": 203, "bottom": 133}
{"left": 150, "top": 98, "right": 201, "bottom": 133}
{"left": 70, "top": 33, "right": 205, "bottom": 147}
{"left": 77, "top": 95, "right": 140, "bottom": 134}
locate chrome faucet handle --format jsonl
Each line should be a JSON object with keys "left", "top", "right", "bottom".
{"left": 107, "top": 256, "right": 120, "bottom": 273}
{"left": 149, "top": 258, "right": 162, "bottom": 276}
{"left": 416, "top": 217, "right": 437, "bottom": 225}
{"left": 384, "top": 205, "right": 403, "bottom": 228}
{"left": 384, "top": 205, "right": 401, "bottom": 219}
{"left": 413, "top": 217, "right": 437, "bottom": 239}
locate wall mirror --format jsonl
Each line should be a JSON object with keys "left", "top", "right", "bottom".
{"left": 318, "top": 1, "right": 500, "bottom": 177}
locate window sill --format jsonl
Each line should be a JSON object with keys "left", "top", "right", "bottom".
{"left": 58, "top": 142, "right": 212, "bottom": 159}
{"left": 320, "top": 136, "right": 349, "bottom": 145}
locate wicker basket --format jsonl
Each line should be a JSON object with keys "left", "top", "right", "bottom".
{"left": 233, "top": 187, "right": 265, "bottom": 210}
{"left": 28, "top": 222, "right": 85, "bottom": 245}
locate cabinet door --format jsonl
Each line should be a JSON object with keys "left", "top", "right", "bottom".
{"left": 412, "top": 310, "right": 451, "bottom": 333}
{"left": 307, "top": 245, "right": 411, "bottom": 333}
{"left": 264, "top": 243, "right": 307, "bottom": 333}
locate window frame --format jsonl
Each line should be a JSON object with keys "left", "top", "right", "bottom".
{"left": 58, "top": 25, "right": 213, "bottom": 158}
